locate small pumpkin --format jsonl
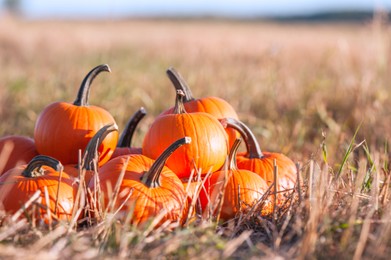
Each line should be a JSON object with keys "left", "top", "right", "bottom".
{"left": 220, "top": 118, "right": 297, "bottom": 195}
{"left": 88, "top": 137, "right": 191, "bottom": 227}
{"left": 160, "top": 67, "right": 239, "bottom": 147}
{"left": 143, "top": 89, "right": 228, "bottom": 178}
{"left": 64, "top": 124, "right": 118, "bottom": 184}
{"left": 0, "top": 135, "right": 39, "bottom": 176}
{"left": 0, "top": 155, "right": 76, "bottom": 222}
{"left": 111, "top": 107, "right": 146, "bottom": 159}
{"left": 34, "top": 64, "right": 118, "bottom": 166}
{"left": 200, "top": 139, "right": 270, "bottom": 220}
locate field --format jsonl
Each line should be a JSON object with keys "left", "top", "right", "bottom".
{"left": 1, "top": 14, "right": 391, "bottom": 259}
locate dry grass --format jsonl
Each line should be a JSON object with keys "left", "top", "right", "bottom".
{"left": 1, "top": 14, "right": 391, "bottom": 259}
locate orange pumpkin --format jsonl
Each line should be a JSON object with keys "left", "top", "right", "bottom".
{"left": 34, "top": 64, "right": 118, "bottom": 166}
{"left": 160, "top": 67, "right": 239, "bottom": 147}
{"left": 111, "top": 107, "right": 146, "bottom": 159}
{"left": 0, "top": 155, "right": 76, "bottom": 222}
{"left": 88, "top": 137, "right": 190, "bottom": 227}
{"left": 0, "top": 135, "right": 39, "bottom": 176}
{"left": 181, "top": 175, "right": 205, "bottom": 219}
{"left": 220, "top": 118, "right": 297, "bottom": 196}
{"left": 200, "top": 139, "right": 271, "bottom": 220}
{"left": 143, "top": 90, "right": 228, "bottom": 179}
{"left": 64, "top": 124, "right": 118, "bottom": 184}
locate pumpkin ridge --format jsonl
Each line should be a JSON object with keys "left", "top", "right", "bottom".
{"left": 187, "top": 114, "right": 199, "bottom": 174}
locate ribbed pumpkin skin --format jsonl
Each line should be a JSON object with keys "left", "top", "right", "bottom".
{"left": 34, "top": 102, "right": 118, "bottom": 165}
{"left": 0, "top": 135, "right": 39, "bottom": 175}
{"left": 142, "top": 112, "right": 228, "bottom": 179}
{"left": 237, "top": 152, "right": 297, "bottom": 191}
{"left": 89, "top": 155, "right": 187, "bottom": 226}
{"left": 160, "top": 97, "right": 239, "bottom": 148}
{"left": 0, "top": 165, "right": 76, "bottom": 221}
{"left": 201, "top": 168, "right": 270, "bottom": 220}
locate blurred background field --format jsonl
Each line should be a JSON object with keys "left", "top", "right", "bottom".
{"left": 1, "top": 12, "right": 390, "bottom": 166}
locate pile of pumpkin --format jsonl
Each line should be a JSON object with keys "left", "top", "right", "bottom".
{"left": 0, "top": 64, "right": 298, "bottom": 227}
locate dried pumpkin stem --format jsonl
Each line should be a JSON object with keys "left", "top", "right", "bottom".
{"left": 143, "top": 137, "right": 191, "bottom": 188}
{"left": 221, "top": 117, "right": 264, "bottom": 159}
{"left": 228, "top": 138, "right": 242, "bottom": 170}
{"left": 166, "top": 67, "right": 194, "bottom": 102}
{"left": 73, "top": 64, "right": 111, "bottom": 107}
{"left": 84, "top": 124, "right": 118, "bottom": 171}
{"left": 22, "top": 155, "right": 64, "bottom": 178}
{"left": 117, "top": 107, "right": 147, "bottom": 148}
{"left": 173, "top": 89, "right": 188, "bottom": 114}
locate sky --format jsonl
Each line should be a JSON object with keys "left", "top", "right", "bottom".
{"left": 2, "top": 0, "right": 391, "bottom": 19}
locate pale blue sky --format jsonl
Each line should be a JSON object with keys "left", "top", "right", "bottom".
{"left": 2, "top": 0, "right": 391, "bottom": 19}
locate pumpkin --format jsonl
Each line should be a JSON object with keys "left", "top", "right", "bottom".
{"left": 64, "top": 124, "right": 118, "bottom": 184}
{"left": 111, "top": 107, "right": 146, "bottom": 159}
{"left": 220, "top": 118, "right": 297, "bottom": 197}
{"left": 200, "top": 139, "right": 270, "bottom": 220}
{"left": 0, "top": 155, "right": 76, "bottom": 222}
{"left": 160, "top": 67, "right": 239, "bottom": 147}
{"left": 34, "top": 64, "right": 118, "bottom": 166}
{"left": 88, "top": 137, "right": 191, "bottom": 227}
{"left": 0, "top": 135, "right": 39, "bottom": 176}
{"left": 143, "top": 89, "right": 228, "bottom": 179}
{"left": 181, "top": 175, "right": 205, "bottom": 219}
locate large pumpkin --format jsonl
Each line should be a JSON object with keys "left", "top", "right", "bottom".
{"left": 160, "top": 67, "right": 239, "bottom": 147}
{"left": 0, "top": 155, "right": 76, "bottom": 222}
{"left": 143, "top": 90, "right": 228, "bottom": 178}
{"left": 200, "top": 139, "right": 270, "bottom": 221}
{"left": 220, "top": 118, "right": 297, "bottom": 196}
{"left": 111, "top": 107, "right": 146, "bottom": 159}
{"left": 34, "top": 64, "right": 118, "bottom": 166}
{"left": 0, "top": 135, "right": 39, "bottom": 176}
{"left": 88, "top": 137, "right": 190, "bottom": 227}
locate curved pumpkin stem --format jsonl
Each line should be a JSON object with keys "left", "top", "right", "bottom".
{"left": 84, "top": 124, "right": 118, "bottom": 170}
{"left": 73, "top": 64, "right": 111, "bottom": 106}
{"left": 117, "top": 107, "right": 147, "bottom": 148}
{"left": 228, "top": 138, "right": 242, "bottom": 170}
{"left": 22, "top": 155, "right": 64, "bottom": 178}
{"left": 220, "top": 117, "right": 264, "bottom": 159}
{"left": 173, "top": 90, "right": 188, "bottom": 114}
{"left": 166, "top": 67, "right": 194, "bottom": 102}
{"left": 143, "top": 137, "right": 191, "bottom": 188}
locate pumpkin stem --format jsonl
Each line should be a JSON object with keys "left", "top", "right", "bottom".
{"left": 173, "top": 89, "right": 188, "bottom": 114}
{"left": 73, "top": 64, "right": 111, "bottom": 106}
{"left": 166, "top": 67, "right": 194, "bottom": 102}
{"left": 143, "top": 137, "right": 191, "bottom": 188}
{"left": 84, "top": 124, "right": 118, "bottom": 171}
{"left": 220, "top": 117, "right": 264, "bottom": 159}
{"left": 22, "top": 155, "right": 64, "bottom": 178}
{"left": 228, "top": 138, "right": 242, "bottom": 170}
{"left": 117, "top": 107, "right": 147, "bottom": 148}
